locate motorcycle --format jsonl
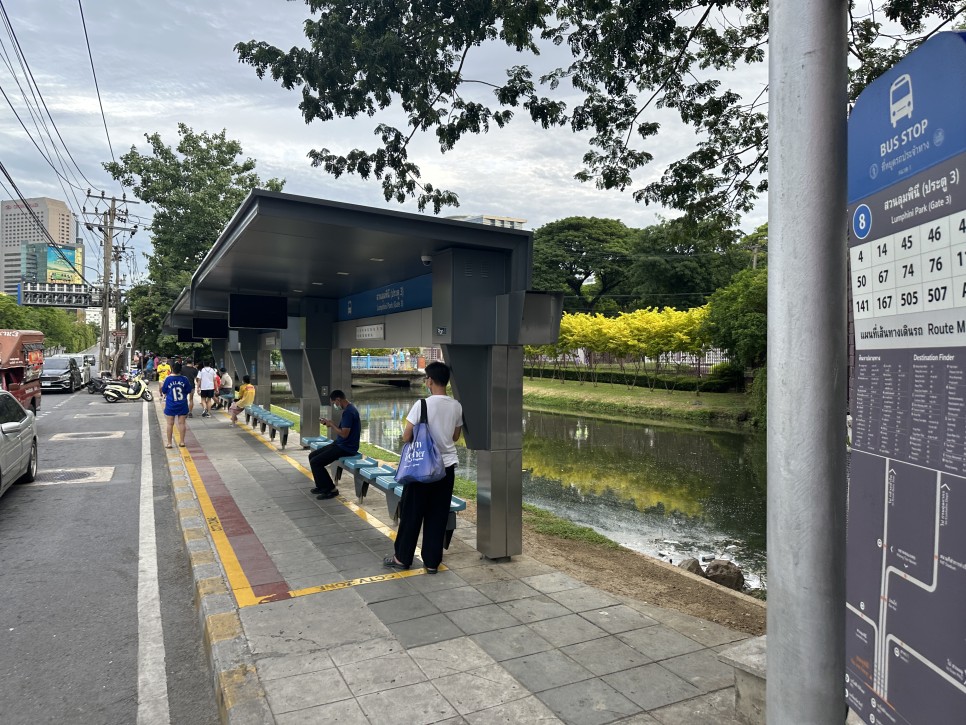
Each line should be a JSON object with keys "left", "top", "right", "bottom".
{"left": 88, "top": 371, "right": 131, "bottom": 395}
{"left": 103, "top": 374, "right": 153, "bottom": 402}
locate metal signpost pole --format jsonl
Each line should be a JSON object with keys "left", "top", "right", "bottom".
{"left": 767, "top": 1, "right": 848, "bottom": 722}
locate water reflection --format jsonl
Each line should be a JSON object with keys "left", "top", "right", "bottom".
{"left": 277, "top": 386, "right": 767, "bottom": 584}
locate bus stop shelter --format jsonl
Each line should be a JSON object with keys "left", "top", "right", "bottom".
{"left": 164, "top": 189, "right": 562, "bottom": 561}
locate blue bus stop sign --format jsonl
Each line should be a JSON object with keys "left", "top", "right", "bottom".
{"left": 846, "top": 32, "right": 966, "bottom": 725}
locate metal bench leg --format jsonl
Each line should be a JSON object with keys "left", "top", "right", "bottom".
{"left": 279, "top": 429, "right": 287, "bottom": 449}
{"left": 444, "top": 512, "right": 457, "bottom": 550}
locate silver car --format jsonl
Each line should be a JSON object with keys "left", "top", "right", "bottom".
{"left": 0, "top": 390, "right": 38, "bottom": 498}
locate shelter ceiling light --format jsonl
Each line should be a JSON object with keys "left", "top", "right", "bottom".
{"left": 336, "top": 272, "right": 349, "bottom": 276}
{"left": 311, "top": 282, "right": 323, "bottom": 286}
{"left": 369, "top": 257, "right": 384, "bottom": 262}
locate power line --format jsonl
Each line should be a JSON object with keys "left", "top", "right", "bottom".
{"left": 0, "top": 0, "right": 105, "bottom": 192}
{"left": 0, "top": 159, "right": 93, "bottom": 287}
{"left": 77, "top": 0, "right": 115, "bottom": 165}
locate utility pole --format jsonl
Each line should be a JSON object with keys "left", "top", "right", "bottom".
{"left": 83, "top": 192, "right": 138, "bottom": 372}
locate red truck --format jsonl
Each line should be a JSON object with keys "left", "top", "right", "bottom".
{"left": 0, "top": 329, "right": 43, "bottom": 413}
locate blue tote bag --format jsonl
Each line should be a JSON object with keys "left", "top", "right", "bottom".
{"left": 395, "top": 399, "right": 445, "bottom": 484}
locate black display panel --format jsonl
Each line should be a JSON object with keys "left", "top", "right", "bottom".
{"left": 228, "top": 294, "right": 288, "bottom": 329}
{"left": 192, "top": 318, "right": 229, "bottom": 339}
{"left": 177, "top": 328, "right": 203, "bottom": 343}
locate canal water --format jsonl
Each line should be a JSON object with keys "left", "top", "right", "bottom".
{"left": 276, "top": 385, "right": 767, "bottom": 588}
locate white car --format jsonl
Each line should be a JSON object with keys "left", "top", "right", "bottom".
{"left": 0, "top": 390, "right": 37, "bottom": 498}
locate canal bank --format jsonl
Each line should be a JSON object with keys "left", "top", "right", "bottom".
{"left": 270, "top": 385, "right": 767, "bottom": 631}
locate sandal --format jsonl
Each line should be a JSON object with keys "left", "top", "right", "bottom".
{"left": 165, "top": 444, "right": 173, "bottom": 449}
{"left": 382, "top": 555, "right": 409, "bottom": 570}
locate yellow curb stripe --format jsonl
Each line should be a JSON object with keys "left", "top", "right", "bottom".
{"left": 206, "top": 611, "right": 243, "bottom": 644}
{"left": 178, "top": 446, "right": 259, "bottom": 608}
{"left": 196, "top": 576, "right": 229, "bottom": 597}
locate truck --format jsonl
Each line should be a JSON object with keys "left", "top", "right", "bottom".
{"left": 0, "top": 329, "right": 44, "bottom": 413}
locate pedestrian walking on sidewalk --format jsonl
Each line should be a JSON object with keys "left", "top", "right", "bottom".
{"left": 182, "top": 359, "right": 199, "bottom": 418}
{"left": 156, "top": 357, "right": 171, "bottom": 400}
{"left": 384, "top": 362, "right": 463, "bottom": 574}
{"left": 309, "top": 390, "right": 361, "bottom": 500}
{"left": 160, "top": 362, "right": 191, "bottom": 448}
{"left": 229, "top": 375, "right": 256, "bottom": 426}
{"left": 198, "top": 360, "right": 217, "bottom": 417}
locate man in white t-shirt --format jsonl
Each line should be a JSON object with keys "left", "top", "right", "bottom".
{"left": 384, "top": 361, "right": 464, "bottom": 574}
{"left": 197, "top": 360, "right": 218, "bottom": 418}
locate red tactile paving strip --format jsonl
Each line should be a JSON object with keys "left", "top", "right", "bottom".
{"left": 185, "top": 433, "right": 292, "bottom": 602}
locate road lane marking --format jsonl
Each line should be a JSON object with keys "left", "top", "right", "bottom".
{"left": 137, "top": 405, "right": 170, "bottom": 724}
{"left": 50, "top": 431, "right": 124, "bottom": 440}
{"left": 74, "top": 412, "right": 131, "bottom": 418}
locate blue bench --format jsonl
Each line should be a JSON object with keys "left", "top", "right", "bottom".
{"left": 367, "top": 474, "right": 465, "bottom": 551}
{"left": 300, "top": 435, "right": 331, "bottom": 450}
{"left": 217, "top": 392, "right": 234, "bottom": 409}
{"left": 243, "top": 405, "right": 295, "bottom": 449}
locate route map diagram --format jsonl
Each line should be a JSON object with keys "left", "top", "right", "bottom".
{"left": 846, "top": 34, "right": 966, "bottom": 725}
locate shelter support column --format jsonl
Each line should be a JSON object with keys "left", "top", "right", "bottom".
{"left": 210, "top": 338, "right": 227, "bottom": 371}
{"left": 227, "top": 330, "right": 247, "bottom": 384}
{"left": 280, "top": 315, "right": 320, "bottom": 439}
{"left": 444, "top": 344, "right": 524, "bottom": 560}
{"left": 300, "top": 299, "right": 351, "bottom": 433}
{"left": 254, "top": 333, "right": 275, "bottom": 408}
{"left": 768, "top": 1, "right": 847, "bottom": 723}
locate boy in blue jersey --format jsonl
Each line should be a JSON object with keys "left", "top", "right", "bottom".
{"left": 161, "top": 362, "right": 191, "bottom": 448}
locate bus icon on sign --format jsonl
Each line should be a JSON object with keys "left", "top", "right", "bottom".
{"left": 890, "top": 74, "right": 913, "bottom": 127}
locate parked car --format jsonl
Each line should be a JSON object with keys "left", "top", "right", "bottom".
{"left": 0, "top": 390, "right": 38, "bottom": 499}
{"left": 83, "top": 354, "right": 96, "bottom": 368}
{"left": 40, "top": 355, "right": 84, "bottom": 393}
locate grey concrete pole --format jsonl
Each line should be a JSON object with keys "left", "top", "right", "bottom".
{"left": 767, "top": 1, "right": 848, "bottom": 723}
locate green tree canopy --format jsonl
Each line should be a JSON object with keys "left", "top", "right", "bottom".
{"left": 104, "top": 124, "right": 284, "bottom": 351}
{"left": 628, "top": 217, "right": 747, "bottom": 310}
{"left": 704, "top": 266, "right": 767, "bottom": 369}
{"left": 0, "top": 295, "right": 97, "bottom": 351}
{"left": 235, "top": 1, "right": 957, "bottom": 220}
{"left": 532, "top": 216, "right": 633, "bottom": 312}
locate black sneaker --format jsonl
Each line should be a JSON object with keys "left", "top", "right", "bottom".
{"left": 316, "top": 489, "right": 339, "bottom": 500}
{"left": 201, "top": 411, "right": 209, "bottom": 418}
{"left": 310, "top": 487, "right": 324, "bottom": 494}
{"left": 383, "top": 555, "right": 409, "bottom": 570}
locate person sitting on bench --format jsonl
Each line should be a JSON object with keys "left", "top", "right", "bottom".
{"left": 309, "top": 390, "right": 361, "bottom": 500}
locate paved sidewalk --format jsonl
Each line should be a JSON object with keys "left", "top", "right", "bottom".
{"left": 158, "top": 404, "right": 752, "bottom": 724}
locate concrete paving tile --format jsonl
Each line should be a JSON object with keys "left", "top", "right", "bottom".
{"left": 470, "top": 624, "right": 554, "bottom": 662}
{"left": 307, "top": 530, "right": 362, "bottom": 547}
{"left": 658, "top": 650, "right": 736, "bottom": 693}
{"left": 321, "top": 540, "right": 378, "bottom": 558}
{"left": 498, "top": 595, "right": 571, "bottom": 624}
{"left": 241, "top": 589, "right": 391, "bottom": 654}
{"left": 276, "top": 559, "right": 339, "bottom": 579}
{"left": 424, "top": 586, "right": 493, "bottom": 613}
{"left": 647, "top": 611, "right": 751, "bottom": 649}
{"left": 496, "top": 557, "right": 556, "bottom": 578}
{"left": 387, "top": 613, "right": 466, "bottom": 649}
{"left": 328, "top": 636, "right": 404, "bottom": 666}
{"left": 357, "top": 680, "right": 457, "bottom": 725}
{"left": 330, "top": 551, "right": 384, "bottom": 573}
{"left": 274, "top": 698, "right": 370, "bottom": 725}
{"left": 579, "top": 605, "right": 661, "bottom": 635}
{"left": 445, "top": 604, "right": 522, "bottom": 636}
{"left": 263, "top": 538, "right": 318, "bottom": 556}
{"left": 501, "top": 649, "right": 595, "bottom": 693}
{"left": 602, "top": 664, "right": 702, "bottom": 712}
{"left": 456, "top": 566, "right": 518, "bottom": 585}
{"left": 648, "top": 687, "right": 739, "bottom": 725}
{"left": 475, "top": 579, "right": 539, "bottom": 603}
{"left": 405, "top": 570, "right": 468, "bottom": 594}
{"left": 338, "top": 651, "right": 427, "bottom": 696}
{"left": 369, "top": 593, "right": 440, "bottom": 624}
{"left": 548, "top": 587, "right": 621, "bottom": 613}
{"left": 536, "top": 678, "right": 641, "bottom": 725}
{"left": 617, "top": 626, "right": 704, "bottom": 661}
{"left": 611, "top": 714, "right": 660, "bottom": 723}
{"left": 262, "top": 667, "right": 353, "bottom": 714}
{"left": 409, "top": 637, "right": 497, "bottom": 679}
{"left": 561, "top": 636, "right": 654, "bottom": 676}
{"left": 433, "top": 664, "right": 529, "bottom": 715}
{"left": 353, "top": 578, "right": 417, "bottom": 604}
{"left": 255, "top": 651, "right": 334, "bottom": 681}
{"left": 437, "top": 551, "right": 485, "bottom": 569}
{"left": 286, "top": 570, "right": 348, "bottom": 590}
{"left": 528, "top": 614, "right": 610, "bottom": 648}
{"left": 437, "top": 717, "right": 470, "bottom": 725}
{"left": 464, "top": 695, "right": 563, "bottom": 724}
{"left": 521, "top": 572, "right": 584, "bottom": 594}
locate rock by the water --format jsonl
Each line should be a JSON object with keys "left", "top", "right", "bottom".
{"left": 705, "top": 559, "right": 745, "bottom": 590}
{"left": 678, "top": 558, "right": 705, "bottom": 576}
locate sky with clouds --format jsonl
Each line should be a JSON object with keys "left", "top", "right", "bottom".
{"left": 0, "top": 0, "right": 769, "bottom": 281}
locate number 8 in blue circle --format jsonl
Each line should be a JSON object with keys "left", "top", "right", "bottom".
{"left": 853, "top": 204, "right": 872, "bottom": 240}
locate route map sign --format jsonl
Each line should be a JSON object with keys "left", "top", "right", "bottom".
{"left": 846, "top": 33, "right": 966, "bottom": 724}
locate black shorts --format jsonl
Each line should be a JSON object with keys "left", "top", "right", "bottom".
{"left": 199, "top": 389, "right": 215, "bottom": 399}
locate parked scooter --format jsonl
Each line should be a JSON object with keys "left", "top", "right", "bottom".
{"left": 103, "top": 373, "right": 153, "bottom": 402}
{"left": 88, "top": 370, "right": 130, "bottom": 395}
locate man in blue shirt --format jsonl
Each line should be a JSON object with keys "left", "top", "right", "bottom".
{"left": 309, "top": 390, "right": 361, "bottom": 499}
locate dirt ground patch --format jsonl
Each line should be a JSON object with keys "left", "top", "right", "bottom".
{"left": 463, "top": 500, "right": 766, "bottom": 637}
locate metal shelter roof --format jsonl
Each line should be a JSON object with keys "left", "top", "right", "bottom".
{"left": 165, "top": 189, "right": 533, "bottom": 329}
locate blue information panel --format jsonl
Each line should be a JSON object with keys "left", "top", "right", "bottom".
{"left": 337, "top": 274, "right": 432, "bottom": 321}
{"left": 847, "top": 33, "right": 966, "bottom": 725}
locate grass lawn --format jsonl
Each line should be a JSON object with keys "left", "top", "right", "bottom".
{"left": 522, "top": 377, "right": 754, "bottom": 428}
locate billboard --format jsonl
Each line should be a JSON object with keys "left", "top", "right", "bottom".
{"left": 46, "top": 246, "right": 83, "bottom": 284}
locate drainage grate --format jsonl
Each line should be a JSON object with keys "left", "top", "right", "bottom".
{"left": 26, "top": 467, "right": 116, "bottom": 486}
